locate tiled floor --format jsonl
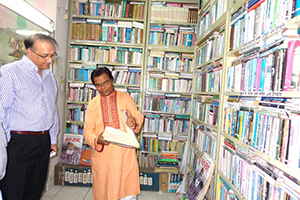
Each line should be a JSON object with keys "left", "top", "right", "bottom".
{"left": 41, "top": 185, "right": 179, "bottom": 200}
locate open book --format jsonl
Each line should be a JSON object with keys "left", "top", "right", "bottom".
{"left": 102, "top": 110, "right": 140, "bottom": 149}
{"left": 187, "top": 152, "right": 215, "bottom": 200}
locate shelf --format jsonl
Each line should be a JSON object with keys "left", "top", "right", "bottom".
{"left": 225, "top": 91, "right": 300, "bottom": 98}
{"left": 199, "top": 0, "right": 212, "bottom": 16}
{"left": 219, "top": 172, "right": 246, "bottom": 200}
{"left": 68, "top": 80, "right": 91, "bottom": 84}
{"left": 190, "top": 118, "right": 218, "bottom": 132}
{"left": 286, "top": 15, "right": 300, "bottom": 29}
{"left": 67, "top": 101, "right": 89, "bottom": 104}
{"left": 69, "top": 60, "right": 143, "bottom": 67}
{"left": 145, "top": 90, "right": 192, "bottom": 96}
{"left": 193, "top": 92, "right": 221, "bottom": 96}
{"left": 151, "top": 0, "right": 198, "bottom": 3}
{"left": 147, "top": 69, "right": 193, "bottom": 74}
{"left": 196, "top": 11, "right": 227, "bottom": 45}
{"left": 71, "top": 40, "right": 144, "bottom": 48}
{"left": 114, "top": 83, "right": 141, "bottom": 87}
{"left": 143, "top": 110, "right": 190, "bottom": 116}
{"left": 229, "top": 0, "right": 247, "bottom": 15}
{"left": 66, "top": 121, "right": 84, "bottom": 124}
{"left": 148, "top": 45, "right": 195, "bottom": 53}
{"left": 72, "top": 14, "right": 145, "bottom": 22}
{"left": 227, "top": 46, "right": 242, "bottom": 57}
{"left": 190, "top": 141, "right": 204, "bottom": 156}
{"left": 149, "top": 21, "right": 197, "bottom": 26}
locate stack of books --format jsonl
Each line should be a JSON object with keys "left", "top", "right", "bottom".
{"left": 155, "top": 151, "right": 179, "bottom": 173}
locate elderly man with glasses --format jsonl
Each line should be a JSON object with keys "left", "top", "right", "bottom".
{"left": 0, "top": 34, "right": 59, "bottom": 200}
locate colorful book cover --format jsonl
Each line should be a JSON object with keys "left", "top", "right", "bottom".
{"left": 187, "top": 153, "right": 215, "bottom": 200}
{"left": 60, "top": 133, "right": 83, "bottom": 165}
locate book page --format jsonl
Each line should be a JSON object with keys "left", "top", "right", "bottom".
{"left": 102, "top": 110, "right": 140, "bottom": 148}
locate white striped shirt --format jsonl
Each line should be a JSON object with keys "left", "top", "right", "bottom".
{"left": 0, "top": 55, "right": 58, "bottom": 144}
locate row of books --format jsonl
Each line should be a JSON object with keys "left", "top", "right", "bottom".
{"left": 73, "top": 1, "right": 145, "bottom": 20}
{"left": 191, "top": 98, "right": 219, "bottom": 127}
{"left": 227, "top": 40, "right": 300, "bottom": 92}
{"left": 148, "top": 51, "right": 194, "bottom": 73}
{"left": 68, "top": 85, "right": 140, "bottom": 105}
{"left": 190, "top": 123, "right": 217, "bottom": 160}
{"left": 194, "top": 63, "right": 222, "bottom": 93}
{"left": 141, "top": 137, "right": 186, "bottom": 155}
{"left": 66, "top": 123, "right": 83, "bottom": 135}
{"left": 143, "top": 117, "right": 190, "bottom": 134}
{"left": 195, "top": 30, "right": 225, "bottom": 66}
{"left": 68, "top": 83, "right": 98, "bottom": 102}
{"left": 149, "top": 25, "right": 196, "bottom": 47}
{"left": 230, "top": 0, "right": 297, "bottom": 50}
{"left": 69, "top": 65, "right": 96, "bottom": 82}
{"left": 71, "top": 21, "right": 144, "bottom": 44}
{"left": 55, "top": 164, "right": 92, "bottom": 187}
{"left": 112, "top": 70, "right": 141, "bottom": 86}
{"left": 145, "top": 76, "right": 193, "bottom": 94}
{"left": 143, "top": 95, "right": 191, "bottom": 115}
{"left": 224, "top": 97, "right": 300, "bottom": 169}
{"left": 220, "top": 144, "right": 298, "bottom": 199}
{"left": 66, "top": 104, "right": 87, "bottom": 122}
{"left": 70, "top": 46, "right": 143, "bottom": 65}
{"left": 150, "top": 3, "right": 198, "bottom": 23}
{"left": 140, "top": 154, "right": 158, "bottom": 169}
{"left": 127, "top": 89, "right": 140, "bottom": 105}
{"left": 198, "top": 0, "right": 227, "bottom": 37}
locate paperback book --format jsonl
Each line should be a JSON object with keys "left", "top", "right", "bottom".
{"left": 187, "top": 152, "right": 215, "bottom": 200}
{"left": 60, "top": 133, "right": 83, "bottom": 165}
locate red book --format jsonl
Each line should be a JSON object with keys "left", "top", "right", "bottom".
{"left": 125, "top": 3, "right": 130, "bottom": 18}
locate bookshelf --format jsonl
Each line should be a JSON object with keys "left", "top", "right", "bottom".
{"left": 60, "top": 0, "right": 148, "bottom": 186}
{"left": 139, "top": 0, "right": 198, "bottom": 193}
{"left": 187, "top": 0, "right": 300, "bottom": 200}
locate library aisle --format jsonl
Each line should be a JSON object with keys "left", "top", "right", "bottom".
{"left": 41, "top": 185, "right": 178, "bottom": 200}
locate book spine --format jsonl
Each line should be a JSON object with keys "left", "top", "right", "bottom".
{"left": 283, "top": 40, "right": 300, "bottom": 91}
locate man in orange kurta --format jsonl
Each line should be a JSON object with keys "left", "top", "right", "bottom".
{"left": 83, "top": 67, "right": 144, "bottom": 200}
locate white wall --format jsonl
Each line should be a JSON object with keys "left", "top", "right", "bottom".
{"left": 45, "top": 0, "right": 70, "bottom": 190}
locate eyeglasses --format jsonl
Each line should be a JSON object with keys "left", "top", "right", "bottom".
{"left": 95, "top": 79, "right": 112, "bottom": 88}
{"left": 30, "top": 48, "right": 57, "bottom": 60}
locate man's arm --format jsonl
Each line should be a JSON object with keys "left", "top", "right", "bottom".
{"left": 0, "top": 122, "right": 7, "bottom": 180}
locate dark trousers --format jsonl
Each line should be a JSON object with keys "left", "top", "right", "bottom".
{"left": 0, "top": 133, "right": 51, "bottom": 200}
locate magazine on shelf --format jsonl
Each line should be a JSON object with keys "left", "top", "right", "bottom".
{"left": 187, "top": 152, "right": 215, "bottom": 200}
{"left": 59, "top": 133, "right": 83, "bottom": 165}
{"left": 102, "top": 110, "right": 140, "bottom": 149}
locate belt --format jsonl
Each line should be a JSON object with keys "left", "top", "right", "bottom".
{"left": 10, "top": 130, "right": 49, "bottom": 136}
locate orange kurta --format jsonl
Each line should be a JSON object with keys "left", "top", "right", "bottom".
{"left": 83, "top": 90, "right": 144, "bottom": 200}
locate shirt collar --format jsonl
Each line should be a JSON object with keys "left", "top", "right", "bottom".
{"left": 21, "top": 55, "right": 50, "bottom": 78}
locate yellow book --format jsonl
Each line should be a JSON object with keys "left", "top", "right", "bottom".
{"left": 132, "top": 4, "right": 137, "bottom": 19}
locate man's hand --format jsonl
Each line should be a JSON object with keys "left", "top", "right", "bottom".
{"left": 126, "top": 110, "right": 136, "bottom": 130}
{"left": 51, "top": 144, "right": 58, "bottom": 153}
{"left": 97, "top": 132, "right": 109, "bottom": 145}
